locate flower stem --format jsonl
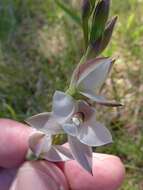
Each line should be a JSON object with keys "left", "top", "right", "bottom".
{"left": 79, "top": 46, "right": 91, "bottom": 65}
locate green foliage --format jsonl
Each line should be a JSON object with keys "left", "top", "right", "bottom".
{"left": 55, "top": 0, "right": 81, "bottom": 25}
{"left": 0, "top": 1, "right": 16, "bottom": 41}
{"left": 0, "top": 0, "right": 143, "bottom": 189}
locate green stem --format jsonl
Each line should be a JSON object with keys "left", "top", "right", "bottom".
{"left": 79, "top": 46, "right": 91, "bottom": 65}
{"left": 82, "top": 19, "right": 89, "bottom": 49}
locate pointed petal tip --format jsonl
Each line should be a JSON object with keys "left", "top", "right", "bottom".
{"left": 106, "top": 97, "right": 123, "bottom": 107}
{"left": 85, "top": 164, "right": 93, "bottom": 175}
{"left": 84, "top": 168, "right": 93, "bottom": 175}
{"left": 109, "top": 15, "right": 118, "bottom": 25}
{"left": 111, "top": 55, "right": 120, "bottom": 63}
{"left": 25, "top": 118, "right": 36, "bottom": 127}
{"left": 91, "top": 170, "right": 94, "bottom": 176}
{"left": 96, "top": 100, "right": 123, "bottom": 107}
{"left": 117, "top": 103, "right": 124, "bottom": 107}
{"left": 111, "top": 58, "right": 116, "bottom": 64}
{"left": 87, "top": 167, "right": 93, "bottom": 175}
{"left": 80, "top": 92, "right": 122, "bottom": 107}
{"left": 115, "top": 15, "right": 118, "bottom": 20}
{"left": 24, "top": 118, "right": 31, "bottom": 125}
{"left": 112, "top": 15, "right": 118, "bottom": 22}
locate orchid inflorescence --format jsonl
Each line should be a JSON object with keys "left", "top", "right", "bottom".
{"left": 26, "top": 0, "right": 122, "bottom": 174}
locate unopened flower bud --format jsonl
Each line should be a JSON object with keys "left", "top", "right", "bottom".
{"left": 99, "top": 16, "right": 118, "bottom": 53}
{"left": 90, "top": 0, "right": 110, "bottom": 44}
{"left": 82, "top": 0, "right": 91, "bottom": 19}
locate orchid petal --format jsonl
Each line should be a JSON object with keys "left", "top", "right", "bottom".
{"left": 71, "top": 57, "right": 108, "bottom": 85}
{"left": 77, "top": 58, "right": 113, "bottom": 94}
{"left": 62, "top": 122, "right": 77, "bottom": 136}
{"left": 77, "top": 114, "right": 112, "bottom": 146}
{"left": 80, "top": 92, "right": 122, "bottom": 106}
{"left": 68, "top": 136, "right": 92, "bottom": 174}
{"left": 26, "top": 112, "right": 51, "bottom": 130}
{"left": 41, "top": 145, "right": 73, "bottom": 162}
{"left": 29, "top": 132, "right": 52, "bottom": 157}
{"left": 52, "top": 91, "right": 77, "bottom": 124}
{"left": 43, "top": 117, "right": 64, "bottom": 135}
{"left": 26, "top": 112, "right": 64, "bottom": 134}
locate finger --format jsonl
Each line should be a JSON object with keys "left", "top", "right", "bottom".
{"left": 0, "top": 167, "right": 18, "bottom": 190}
{"left": 0, "top": 119, "right": 33, "bottom": 168}
{"left": 10, "top": 161, "right": 69, "bottom": 190}
{"left": 62, "top": 153, "right": 125, "bottom": 190}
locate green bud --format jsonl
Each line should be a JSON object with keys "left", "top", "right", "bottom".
{"left": 90, "top": 0, "right": 110, "bottom": 44}
{"left": 100, "top": 16, "right": 118, "bottom": 52}
{"left": 90, "top": 16, "right": 117, "bottom": 56}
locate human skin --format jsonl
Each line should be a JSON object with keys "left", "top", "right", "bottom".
{"left": 0, "top": 119, "right": 125, "bottom": 190}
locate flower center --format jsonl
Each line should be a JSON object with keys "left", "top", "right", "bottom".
{"left": 72, "top": 112, "right": 84, "bottom": 126}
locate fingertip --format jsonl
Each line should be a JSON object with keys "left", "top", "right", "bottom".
{"left": 93, "top": 155, "right": 125, "bottom": 190}
{"left": 63, "top": 153, "right": 125, "bottom": 190}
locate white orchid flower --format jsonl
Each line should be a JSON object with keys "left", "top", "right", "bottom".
{"left": 26, "top": 91, "right": 112, "bottom": 174}
{"left": 71, "top": 57, "right": 122, "bottom": 106}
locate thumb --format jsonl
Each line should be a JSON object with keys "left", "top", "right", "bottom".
{"left": 10, "top": 161, "right": 69, "bottom": 190}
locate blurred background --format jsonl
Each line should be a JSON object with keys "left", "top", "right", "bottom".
{"left": 0, "top": 0, "right": 143, "bottom": 189}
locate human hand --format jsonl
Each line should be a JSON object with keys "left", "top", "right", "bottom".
{"left": 0, "top": 119, "right": 125, "bottom": 190}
